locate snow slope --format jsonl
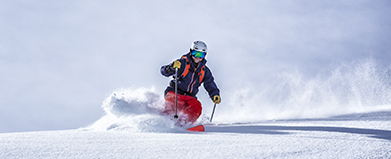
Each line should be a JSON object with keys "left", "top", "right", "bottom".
{"left": 1, "top": 87, "right": 390, "bottom": 158}
{"left": 1, "top": 111, "right": 390, "bottom": 158}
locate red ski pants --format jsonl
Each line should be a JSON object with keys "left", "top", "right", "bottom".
{"left": 163, "top": 91, "right": 202, "bottom": 125}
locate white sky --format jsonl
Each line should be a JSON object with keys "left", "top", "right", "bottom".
{"left": 1, "top": 0, "right": 391, "bottom": 133}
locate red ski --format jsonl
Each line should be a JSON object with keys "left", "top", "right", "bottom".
{"left": 186, "top": 124, "right": 205, "bottom": 132}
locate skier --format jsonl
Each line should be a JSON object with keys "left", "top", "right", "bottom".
{"left": 160, "top": 41, "right": 221, "bottom": 126}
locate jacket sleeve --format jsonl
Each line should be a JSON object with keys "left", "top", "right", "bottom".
{"left": 203, "top": 66, "right": 220, "bottom": 99}
{"left": 161, "top": 58, "right": 186, "bottom": 77}
{"left": 161, "top": 62, "right": 175, "bottom": 77}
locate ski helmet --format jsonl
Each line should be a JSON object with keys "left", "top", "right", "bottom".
{"left": 190, "top": 41, "right": 207, "bottom": 53}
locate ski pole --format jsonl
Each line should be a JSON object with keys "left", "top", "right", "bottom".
{"left": 174, "top": 68, "right": 179, "bottom": 119}
{"left": 210, "top": 103, "right": 217, "bottom": 122}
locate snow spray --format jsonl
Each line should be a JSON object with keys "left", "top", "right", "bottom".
{"left": 84, "top": 87, "right": 175, "bottom": 132}
{"left": 217, "top": 58, "right": 391, "bottom": 123}
{"left": 84, "top": 58, "right": 391, "bottom": 129}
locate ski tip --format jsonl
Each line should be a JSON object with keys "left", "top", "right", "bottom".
{"left": 186, "top": 125, "right": 205, "bottom": 132}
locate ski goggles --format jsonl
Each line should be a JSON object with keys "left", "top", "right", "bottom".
{"left": 191, "top": 50, "right": 206, "bottom": 59}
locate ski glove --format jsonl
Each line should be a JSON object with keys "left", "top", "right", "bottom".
{"left": 173, "top": 61, "right": 181, "bottom": 69}
{"left": 212, "top": 95, "right": 221, "bottom": 104}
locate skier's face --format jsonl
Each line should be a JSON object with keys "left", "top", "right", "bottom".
{"left": 192, "top": 56, "right": 203, "bottom": 64}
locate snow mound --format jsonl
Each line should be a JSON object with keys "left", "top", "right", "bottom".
{"left": 82, "top": 87, "right": 176, "bottom": 132}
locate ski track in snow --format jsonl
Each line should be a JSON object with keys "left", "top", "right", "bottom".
{"left": 1, "top": 111, "right": 390, "bottom": 158}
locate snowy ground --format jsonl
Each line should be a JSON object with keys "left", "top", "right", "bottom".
{"left": 1, "top": 111, "right": 390, "bottom": 158}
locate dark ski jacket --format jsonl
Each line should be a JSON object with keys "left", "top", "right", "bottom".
{"left": 161, "top": 52, "right": 220, "bottom": 99}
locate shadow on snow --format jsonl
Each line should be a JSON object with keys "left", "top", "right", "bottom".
{"left": 205, "top": 125, "right": 391, "bottom": 141}
{"left": 205, "top": 111, "right": 391, "bottom": 141}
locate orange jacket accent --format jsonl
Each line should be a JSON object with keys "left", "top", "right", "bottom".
{"left": 181, "top": 55, "right": 205, "bottom": 83}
